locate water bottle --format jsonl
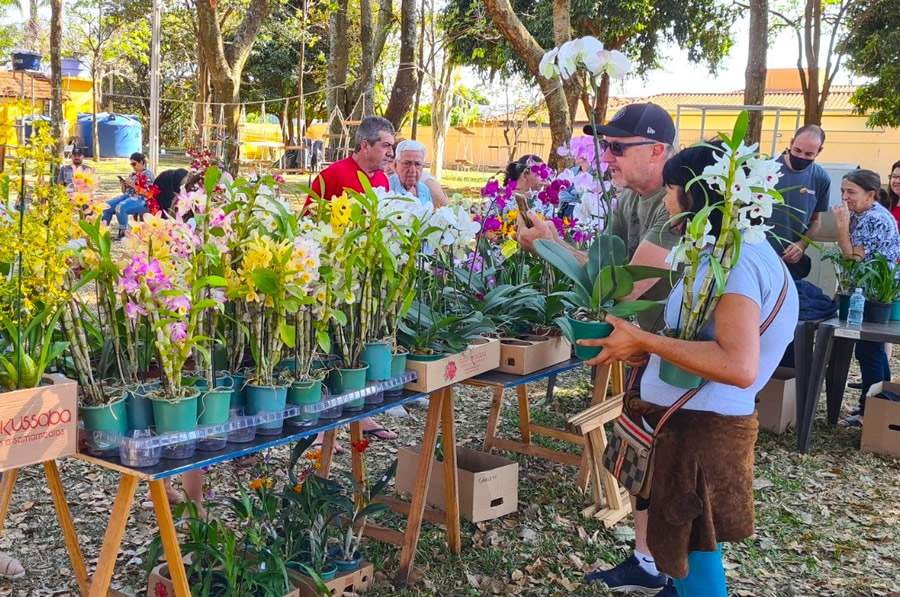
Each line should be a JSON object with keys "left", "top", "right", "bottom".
{"left": 847, "top": 288, "right": 866, "bottom": 327}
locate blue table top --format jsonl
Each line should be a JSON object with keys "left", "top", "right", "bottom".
{"left": 79, "top": 389, "right": 429, "bottom": 480}
{"left": 466, "top": 357, "right": 584, "bottom": 388}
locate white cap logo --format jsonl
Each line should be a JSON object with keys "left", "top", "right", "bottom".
{"left": 647, "top": 127, "right": 655, "bottom": 135}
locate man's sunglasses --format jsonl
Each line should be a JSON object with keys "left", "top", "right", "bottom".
{"left": 600, "top": 139, "right": 658, "bottom": 157}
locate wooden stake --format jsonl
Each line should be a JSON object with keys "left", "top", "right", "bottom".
{"left": 88, "top": 475, "right": 139, "bottom": 597}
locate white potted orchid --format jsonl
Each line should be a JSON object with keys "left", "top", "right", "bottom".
{"left": 661, "top": 111, "right": 784, "bottom": 388}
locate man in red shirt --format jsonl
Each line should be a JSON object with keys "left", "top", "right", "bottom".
{"left": 310, "top": 116, "right": 401, "bottom": 445}
{"left": 311, "top": 116, "right": 395, "bottom": 200}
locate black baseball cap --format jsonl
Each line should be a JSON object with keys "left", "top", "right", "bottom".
{"left": 583, "top": 102, "right": 675, "bottom": 144}
{"left": 71, "top": 147, "right": 84, "bottom": 156}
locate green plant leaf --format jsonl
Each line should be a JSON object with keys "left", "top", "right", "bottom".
{"left": 608, "top": 300, "right": 663, "bottom": 318}
{"left": 533, "top": 239, "right": 592, "bottom": 295}
{"left": 731, "top": 110, "right": 749, "bottom": 148}
{"left": 251, "top": 268, "right": 279, "bottom": 295}
{"left": 279, "top": 321, "right": 296, "bottom": 348}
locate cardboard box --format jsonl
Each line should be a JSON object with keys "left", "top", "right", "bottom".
{"left": 861, "top": 381, "right": 900, "bottom": 458}
{"left": 149, "top": 563, "right": 301, "bottom": 597}
{"left": 405, "top": 337, "right": 500, "bottom": 392}
{"left": 395, "top": 445, "right": 518, "bottom": 522}
{"left": 0, "top": 374, "right": 77, "bottom": 473}
{"left": 496, "top": 336, "right": 572, "bottom": 375}
{"left": 291, "top": 562, "right": 373, "bottom": 596}
{"left": 755, "top": 367, "right": 796, "bottom": 434}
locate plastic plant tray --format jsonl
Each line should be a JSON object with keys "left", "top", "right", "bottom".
{"left": 86, "top": 371, "right": 417, "bottom": 453}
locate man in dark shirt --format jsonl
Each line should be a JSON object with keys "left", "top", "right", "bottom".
{"left": 766, "top": 124, "right": 831, "bottom": 279}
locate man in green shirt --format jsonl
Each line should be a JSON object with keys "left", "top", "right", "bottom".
{"left": 518, "top": 102, "right": 679, "bottom": 596}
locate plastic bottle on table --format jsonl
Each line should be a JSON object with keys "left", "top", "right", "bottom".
{"left": 847, "top": 288, "right": 866, "bottom": 327}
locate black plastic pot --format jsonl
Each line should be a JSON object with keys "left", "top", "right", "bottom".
{"left": 864, "top": 300, "right": 892, "bottom": 324}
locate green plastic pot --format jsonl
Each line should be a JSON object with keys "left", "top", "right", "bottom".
{"left": 287, "top": 379, "right": 323, "bottom": 423}
{"left": 198, "top": 389, "right": 232, "bottom": 426}
{"left": 658, "top": 359, "right": 703, "bottom": 389}
{"left": 360, "top": 341, "right": 392, "bottom": 381}
{"left": 407, "top": 352, "right": 445, "bottom": 362}
{"left": 229, "top": 372, "right": 247, "bottom": 409}
{"left": 150, "top": 391, "right": 200, "bottom": 433}
{"left": 81, "top": 395, "right": 128, "bottom": 453}
{"left": 892, "top": 299, "right": 900, "bottom": 321}
{"left": 566, "top": 314, "right": 613, "bottom": 360}
{"left": 125, "top": 381, "right": 160, "bottom": 431}
{"left": 246, "top": 383, "right": 289, "bottom": 434}
{"left": 328, "top": 365, "right": 369, "bottom": 410}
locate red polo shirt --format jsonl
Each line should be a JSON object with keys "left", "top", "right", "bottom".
{"left": 310, "top": 155, "right": 389, "bottom": 201}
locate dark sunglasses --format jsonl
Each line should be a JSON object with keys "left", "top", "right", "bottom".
{"left": 600, "top": 139, "right": 658, "bottom": 157}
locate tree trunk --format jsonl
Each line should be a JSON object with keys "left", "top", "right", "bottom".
{"left": 326, "top": 0, "right": 350, "bottom": 151}
{"left": 50, "top": 0, "right": 64, "bottom": 155}
{"left": 195, "top": 0, "right": 272, "bottom": 173}
{"left": 354, "top": 0, "right": 376, "bottom": 118}
{"left": 383, "top": 0, "right": 418, "bottom": 129}
{"left": 743, "top": 0, "right": 768, "bottom": 144}
{"left": 91, "top": 63, "right": 100, "bottom": 161}
{"left": 802, "top": 0, "right": 822, "bottom": 124}
{"left": 410, "top": 0, "right": 427, "bottom": 139}
{"left": 483, "top": 0, "right": 570, "bottom": 169}
{"left": 431, "top": 62, "right": 455, "bottom": 179}
{"left": 592, "top": 73, "right": 610, "bottom": 125}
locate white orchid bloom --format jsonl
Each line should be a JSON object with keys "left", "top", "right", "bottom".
{"left": 556, "top": 144, "right": 571, "bottom": 157}
{"left": 746, "top": 157, "right": 782, "bottom": 190}
{"left": 729, "top": 168, "right": 753, "bottom": 205}
{"left": 574, "top": 36, "right": 606, "bottom": 75}
{"left": 555, "top": 40, "right": 580, "bottom": 79}
{"left": 598, "top": 49, "right": 632, "bottom": 80}
{"left": 539, "top": 47, "right": 560, "bottom": 79}
{"left": 742, "top": 223, "right": 772, "bottom": 244}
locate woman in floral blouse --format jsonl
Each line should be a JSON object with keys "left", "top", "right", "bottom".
{"left": 832, "top": 169, "right": 900, "bottom": 425}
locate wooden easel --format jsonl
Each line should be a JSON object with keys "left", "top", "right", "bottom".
{"left": 0, "top": 463, "right": 90, "bottom": 593}
{"left": 568, "top": 362, "right": 631, "bottom": 527}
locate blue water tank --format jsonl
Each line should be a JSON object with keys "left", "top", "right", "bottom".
{"left": 61, "top": 57, "right": 89, "bottom": 78}
{"left": 77, "top": 112, "right": 143, "bottom": 158}
{"left": 12, "top": 51, "right": 41, "bottom": 71}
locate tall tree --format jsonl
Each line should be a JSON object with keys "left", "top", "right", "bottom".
{"left": 443, "top": 0, "right": 736, "bottom": 161}
{"left": 383, "top": 0, "right": 418, "bottom": 128}
{"left": 842, "top": 0, "right": 900, "bottom": 127}
{"left": 743, "top": 0, "right": 768, "bottom": 144}
{"left": 769, "top": 0, "right": 857, "bottom": 125}
{"left": 481, "top": 0, "right": 571, "bottom": 169}
{"left": 49, "top": 0, "right": 63, "bottom": 154}
{"left": 195, "top": 0, "right": 272, "bottom": 172}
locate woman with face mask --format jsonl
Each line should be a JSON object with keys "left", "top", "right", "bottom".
{"left": 832, "top": 169, "right": 900, "bottom": 426}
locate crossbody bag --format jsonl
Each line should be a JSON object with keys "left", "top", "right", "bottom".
{"left": 601, "top": 268, "right": 790, "bottom": 499}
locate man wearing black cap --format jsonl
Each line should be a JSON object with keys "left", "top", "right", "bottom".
{"left": 518, "top": 103, "right": 680, "bottom": 595}
{"left": 520, "top": 102, "right": 679, "bottom": 315}
{"left": 56, "top": 147, "right": 95, "bottom": 194}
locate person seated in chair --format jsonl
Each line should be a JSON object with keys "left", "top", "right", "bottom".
{"left": 101, "top": 152, "right": 154, "bottom": 237}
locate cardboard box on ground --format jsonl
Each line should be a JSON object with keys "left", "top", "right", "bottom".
{"left": 755, "top": 367, "right": 796, "bottom": 434}
{"left": 395, "top": 445, "right": 518, "bottom": 523}
{"left": 862, "top": 381, "right": 900, "bottom": 458}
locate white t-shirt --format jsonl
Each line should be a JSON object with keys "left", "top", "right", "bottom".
{"left": 640, "top": 241, "right": 799, "bottom": 416}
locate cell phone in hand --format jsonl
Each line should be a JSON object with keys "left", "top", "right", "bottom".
{"left": 514, "top": 193, "right": 533, "bottom": 228}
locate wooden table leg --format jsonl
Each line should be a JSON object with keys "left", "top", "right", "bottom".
{"left": 318, "top": 429, "right": 338, "bottom": 478}
{"left": 440, "top": 387, "right": 461, "bottom": 554}
{"left": 483, "top": 386, "right": 503, "bottom": 451}
{"left": 793, "top": 321, "right": 815, "bottom": 451}
{"left": 516, "top": 385, "right": 532, "bottom": 445}
{"left": 396, "top": 388, "right": 447, "bottom": 586}
{"left": 542, "top": 373, "right": 557, "bottom": 406}
{"left": 0, "top": 468, "right": 17, "bottom": 530}
{"left": 149, "top": 480, "right": 190, "bottom": 597}
{"left": 578, "top": 364, "right": 613, "bottom": 489}
{"left": 44, "top": 461, "right": 89, "bottom": 595}
{"left": 88, "top": 474, "right": 139, "bottom": 597}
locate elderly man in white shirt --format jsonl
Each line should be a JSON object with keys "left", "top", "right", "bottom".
{"left": 388, "top": 139, "right": 448, "bottom": 208}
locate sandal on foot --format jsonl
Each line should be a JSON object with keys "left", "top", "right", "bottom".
{"left": 363, "top": 426, "right": 398, "bottom": 440}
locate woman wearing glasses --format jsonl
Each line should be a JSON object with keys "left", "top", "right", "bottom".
{"left": 101, "top": 152, "right": 155, "bottom": 238}
{"left": 388, "top": 140, "right": 448, "bottom": 208}
{"left": 886, "top": 160, "right": 900, "bottom": 228}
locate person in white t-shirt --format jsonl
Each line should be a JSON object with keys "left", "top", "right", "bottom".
{"left": 580, "top": 144, "right": 799, "bottom": 596}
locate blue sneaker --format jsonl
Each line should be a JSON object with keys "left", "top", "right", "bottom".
{"left": 655, "top": 579, "right": 678, "bottom": 596}
{"left": 585, "top": 555, "right": 668, "bottom": 593}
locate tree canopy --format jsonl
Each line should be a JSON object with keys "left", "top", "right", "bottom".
{"left": 440, "top": 0, "right": 736, "bottom": 80}
{"left": 842, "top": 0, "right": 900, "bottom": 127}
